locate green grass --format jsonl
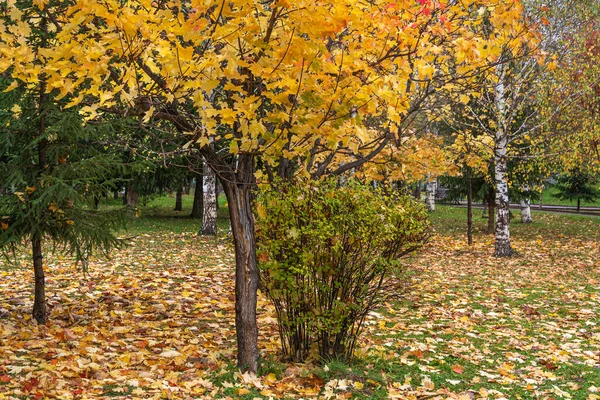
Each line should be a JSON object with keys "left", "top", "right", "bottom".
{"left": 541, "top": 185, "right": 600, "bottom": 207}
{"left": 99, "top": 192, "right": 230, "bottom": 235}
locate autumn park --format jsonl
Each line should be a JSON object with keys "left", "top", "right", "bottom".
{"left": 2, "top": 0, "right": 600, "bottom": 398}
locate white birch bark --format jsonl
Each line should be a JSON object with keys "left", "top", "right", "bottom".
{"left": 425, "top": 176, "right": 437, "bottom": 211}
{"left": 201, "top": 158, "right": 217, "bottom": 235}
{"left": 493, "top": 63, "right": 514, "bottom": 257}
{"left": 520, "top": 199, "right": 533, "bottom": 223}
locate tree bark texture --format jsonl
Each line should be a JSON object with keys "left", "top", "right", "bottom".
{"left": 201, "top": 159, "right": 217, "bottom": 235}
{"left": 33, "top": 18, "right": 48, "bottom": 325}
{"left": 190, "top": 176, "right": 203, "bottom": 219}
{"left": 493, "top": 64, "right": 514, "bottom": 257}
{"left": 31, "top": 235, "right": 46, "bottom": 324}
{"left": 425, "top": 177, "right": 436, "bottom": 211}
{"left": 174, "top": 188, "right": 183, "bottom": 211}
{"left": 520, "top": 198, "right": 533, "bottom": 223}
{"left": 220, "top": 155, "right": 259, "bottom": 373}
{"left": 126, "top": 184, "right": 138, "bottom": 207}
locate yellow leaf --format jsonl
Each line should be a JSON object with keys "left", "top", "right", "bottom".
{"left": 4, "top": 81, "right": 18, "bottom": 92}
{"left": 32, "top": 0, "right": 47, "bottom": 9}
{"left": 256, "top": 204, "right": 267, "bottom": 219}
{"left": 10, "top": 104, "right": 21, "bottom": 117}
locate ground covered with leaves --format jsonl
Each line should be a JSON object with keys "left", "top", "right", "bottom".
{"left": 1, "top": 200, "right": 600, "bottom": 399}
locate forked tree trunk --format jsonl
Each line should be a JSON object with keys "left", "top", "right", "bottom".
{"left": 201, "top": 159, "right": 217, "bottom": 235}
{"left": 493, "top": 64, "right": 513, "bottom": 257}
{"left": 220, "top": 156, "right": 259, "bottom": 373}
{"left": 520, "top": 198, "right": 533, "bottom": 223}
{"left": 174, "top": 188, "right": 183, "bottom": 211}
{"left": 190, "top": 176, "right": 203, "bottom": 219}
{"left": 425, "top": 177, "right": 436, "bottom": 211}
{"left": 31, "top": 235, "right": 46, "bottom": 324}
{"left": 466, "top": 166, "right": 473, "bottom": 245}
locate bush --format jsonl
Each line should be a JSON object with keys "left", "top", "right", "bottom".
{"left": 255, "top": 178, "right": 430, "bottom": 362}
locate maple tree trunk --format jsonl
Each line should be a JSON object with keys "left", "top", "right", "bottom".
{"left": 520, "top": 198, "right": 533, "bottom": 223}
{"left": 221, "top": 173, "right": 259, "bottom": 373}
{"left": 174, "top": 188, "right": 183, "bottom": 211}
{"left": 466, "top": 166, "right": 473, "bottom": 245}
{"left": 126, "top": 184, "right": 138, "bottom": 207}
{"left": 413, "top": 181, "right": 421, "bottom": 200}
{"left": 190, "top": 176, "right": 203, "bottom": 219}
{"left": 201, "top": 159, "right": 217, "bottom": 235}
{"left": 31, "top": 235, "right": 46, "bottom": 324}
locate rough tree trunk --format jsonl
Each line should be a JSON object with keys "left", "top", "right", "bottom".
{"left": 493, "top": 64, "right": 513, "bottom": 257}
{"left": 174, "top": 188, "right": 183, "bottom": 211}
{"left": 33, "top": 19, "right": 48, "bottom": 325}
{"left": 220, "top": 156, "right": 259, "bottom": 373}
{"left": 126, "top": 184, "right": 138, "bottom": 207}
{"left": 201, "top": 159, "right": 217, "bottom": 235}
{"left": 31, "top": 235, "right": 46, "bottom": 324}
{"left": 425, "top": 177, "right": 436, "bottom": 211}
{"left": 190, "top": 176, "right": 203, "bottom": 219}
{"left": 520, "top": 198, "right": 533, "bottom": 223}
{"left": 466, "top": 166, "right": 473, "bottom": 245}
{"left": 413, "top": 181, "right": 421, "bottom": 200}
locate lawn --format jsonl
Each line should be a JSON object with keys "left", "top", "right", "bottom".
{"left": 541, "top": 186, "right": 600, "bottom": 208}
{"left": 1, "top": 199, "right": 599, "bottom": 399}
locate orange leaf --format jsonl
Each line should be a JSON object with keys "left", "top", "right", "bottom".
{"left": 451, "top": 364, "right": 464, "bottom": 374}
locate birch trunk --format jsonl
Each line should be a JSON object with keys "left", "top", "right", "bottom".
{"left": 425, "top": 177, "right": 436, "bottom": 211}
{"left": 201, "top": 158, "right": 217, "bottom": 235}
{"left": 520, "top": 199, "right": 533, "bottom": 223}
{"left": 493, "top": 64, "right": 514, "bottom": 257}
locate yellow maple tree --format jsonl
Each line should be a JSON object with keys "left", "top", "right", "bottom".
{"left": 1, "top": 0, "right": 529, "bottom": 372}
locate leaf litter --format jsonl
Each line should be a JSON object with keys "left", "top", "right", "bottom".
{"left": 0, "top": 211, "right": 599, "bottom": 399}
